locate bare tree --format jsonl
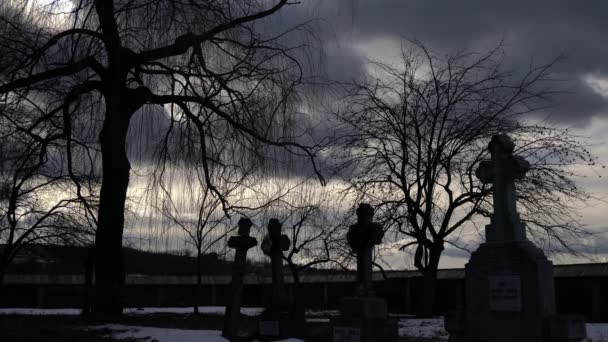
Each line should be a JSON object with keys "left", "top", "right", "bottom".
{"left": 0, "top": 94, "right": 95, "bottom": 287}
{"left": 279, "top": 182, "right": 347, "bottom": 286}
{"left": 0, "top": 0, "right": 323, "bottom": 316}
{"left": 331, "top": 40, "right": 599, "bottom": 316}
{"left": 151, "top": 152, "right": 256, "bottom": 314}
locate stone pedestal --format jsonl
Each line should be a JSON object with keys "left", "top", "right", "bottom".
{"left": 464, "top": 240, "right": 555, "bottom": 342}
{"left": 331, "top": 297, "right": 398, "bottom": 342}
{"left": 447, "top": 242, "right": 587, "bottom": 342}
{"left": 257, "top": 309, "right": 291, "bottom": 341}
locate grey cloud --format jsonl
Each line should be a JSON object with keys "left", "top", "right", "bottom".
{"left": 282, "top": 0, "right": 608, "bottom": 125}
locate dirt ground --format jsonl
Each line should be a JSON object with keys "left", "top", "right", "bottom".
{"left": 0, "top": 314, "right": 438, "bottom": 342}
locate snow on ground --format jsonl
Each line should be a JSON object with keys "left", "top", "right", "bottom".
{"left": 0, "top": 306, "right": 263, "bottom": 316}
{"left": 0, "top": 308, "right": 82, "bottom": 315}
{"left": 84, "top": 321, "right": 608, "bottom": 342}
{"left": 394, "top": 318, "right": 608, "bottom": 342}
{"left": 398, "top": 318, "right": 449, "bottom": 341}
{"left": 587, "top": 323, "right": 608, "bottom": 342}
{"left": 88, "top": 324, "right": 303, "bottom": 342}
{"left": 123, "top": 306, "right": 263, "bottom": 316}
{"left": 89, "top": 324, "right": 227, "bottom": 342}
{"left": 3, "top": 308, "right": 608, "bottom": 341}
{"left": 305, "top": 318, "right": 330, "bottom": 323}
{"left": 304, "top": 309, "right": 339, "bottom": 317}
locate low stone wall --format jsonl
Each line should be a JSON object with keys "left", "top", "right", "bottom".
{"left": 1, "top": 268, "right": 606, "bottom": 322}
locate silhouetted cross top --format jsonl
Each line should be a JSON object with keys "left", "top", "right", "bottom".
{"left": 227, "top": 218, "right": 257, "bottom": 270}
{"left": 261, "top": 219, "right": 290, "bottom": 311}
{"left": 347, "top": 203, "right": 384, "bottom": 297}
{"left": 476, "top": 134, "right": 530, "bottom": 241}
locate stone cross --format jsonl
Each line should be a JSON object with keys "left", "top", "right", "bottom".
{"left": 222, "top": 218, "right": 257, "bottom": 340}
{"left": 346, "top": 203, "right": 384, "bottom": 297}
{"left": 261, "top": 219, "right": 290, "bottom": 311}
{"left": 476, "top": 134, "right": 530, "bottom": 242}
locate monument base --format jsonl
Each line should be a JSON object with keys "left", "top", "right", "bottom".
{"left": 453, "top": 240, "right": 587, "bottom": 342}
{"left": 330, "top": 297, "right": 398, "bottom": 342}
{"left": 257, "top": 309, "right": 290, "bottom": 341}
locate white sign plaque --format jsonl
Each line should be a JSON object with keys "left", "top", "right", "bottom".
{"left": 259, "top": 320, "right": 280, "bottom": 336}
{"left": 489, "top": 275, "right": 522, "bottom": 312}
{"left": 333, "top": 326, "right": 361, "bottom": 342}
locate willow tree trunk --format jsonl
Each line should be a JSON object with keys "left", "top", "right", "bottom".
{"left": 93, "top": 90, "right": 132, "bottom": 316}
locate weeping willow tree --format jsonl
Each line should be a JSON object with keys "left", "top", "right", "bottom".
{"left": 0, "top": 0, "right": 324, "bottom": 316}
{"left": 146, "top": 106, "right": 274, "bottom": 314}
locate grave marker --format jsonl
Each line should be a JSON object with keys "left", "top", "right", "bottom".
{"left": 446, "top": 134, "right": 586, "bottom": 342}
{"left": 331, "top": 203, "right": 398, "bottom": 342}
{"left": 222, "top": 218, "right": 257, "bottom": 340}
{"left": 258, "top": 219, "right": 291, "bottom": 341}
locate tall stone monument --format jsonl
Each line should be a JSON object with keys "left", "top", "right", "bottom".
{"left": 258, "top": 219, "right": 291, "bottom": 340}
{"left": 446, "top": 134, "right": 586, "bottom": 342}
{"left": 222, "top": 218, "right": 257, "bottom": 341}
{"left": 331, "top": 203, "right": 398, "bottom": 342}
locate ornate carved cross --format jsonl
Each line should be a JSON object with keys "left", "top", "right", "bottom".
{"left": 476, "top": 134, "right": 530, "bottom": 241}
{"left": 347, "top": 203, "right": 384, "bottom": 297}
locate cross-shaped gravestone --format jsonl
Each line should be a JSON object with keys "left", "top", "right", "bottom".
{"left": 475, "top": 134, "right": 530, "bottom": 242}
{"left": 261, "top": 219, "right": 290, "bottom": 311}
{"left": 346, "top": 203, "right": 384, "bottom": 297}
{"left": 222, "top": 218, "right": 257, "bottom": 340}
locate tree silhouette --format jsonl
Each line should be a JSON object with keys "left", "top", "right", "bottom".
{"left": 0, "top": 92, "right": 95, "bottom": 287}
{"left": 331, "top": 40, "right": 598, "bottom": 316}
{"left": 0, "top": 0, "right": 322, "bottom": 316}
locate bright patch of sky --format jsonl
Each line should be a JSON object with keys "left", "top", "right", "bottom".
{"left": 585, "top": 74, "right": 608, "bottom": 99}
{"left": 7, "top": 0, "right": 74, "bottom": 29}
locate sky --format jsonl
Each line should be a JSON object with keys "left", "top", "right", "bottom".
{"left": 268, "top": 0, "right": 608, "bottom": 268}
{"left": 110, "top": 0, "right": 608, "bottom": 269}
{"left": 11, "top": 0, "right": 608, "bottom": 269}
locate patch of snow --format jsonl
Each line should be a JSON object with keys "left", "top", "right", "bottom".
{"left": 587, "top": 323, "right": 608, "bottom": 342}
{"left": 0, "top": 306, "right": 263, "bottom": 316}
{"left": 396, "top": 318, "right": 608, "bottom": 342}
{"left": 88, "top": 324, "right": 228, "bottom": 342}
{"left": 398, "top": 318, "right": 449, "bottom": 341}
{"left": 306, "top": 318, "right": 330, "bottom": 323}
{"left": 124, "top": 306, "right": 263, "bottom": 316}
{"left": 89, "top": 325, "right": 304, "bottom": 342}
{"left": 305, "top": 309, "right": 339, "bottom": 317}
{"left": 0, "top": 308, "right": 81, "bottom": 315}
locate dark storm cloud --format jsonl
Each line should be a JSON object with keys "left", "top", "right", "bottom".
{"left": 279, "top": 0, "right": 608, "bottom": 125}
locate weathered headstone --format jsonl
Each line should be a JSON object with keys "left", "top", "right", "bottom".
{"left": 331, "top": 203, "right": 398, "bottom": 342}
{"left": 222, "top": 218, "right": 257, "bottom": 340}
{"left": 258, "top": 219, "right": 291, "bottom": 341}
{"left": 445, "top": 134, "right": 586, "bottom": 342}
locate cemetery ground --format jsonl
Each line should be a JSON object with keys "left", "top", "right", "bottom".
{"left": 0, "top": 307, "right": 448, "bottom": 341}
{"left": 2, "top": 307, "right": 608, "bottom": 341}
